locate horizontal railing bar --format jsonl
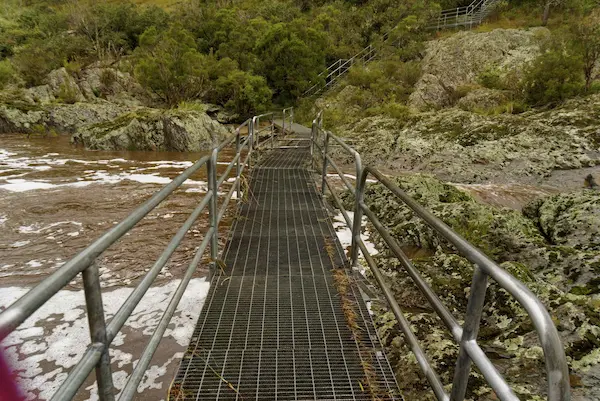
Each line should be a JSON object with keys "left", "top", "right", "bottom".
{"left": 359, "top": 201, "right": 463, "bottom": 341}
{"left": 106, "top": 190, "right": 213, "bottom": 343}
{"left": 364, "top": 167, "right": 570, "bottom": 401}
{"left": 325, "top": 155, "right": 355, "bottom": 193}
{"left": 49, "top": 343, "right": 103, "bottom": 401}
{"left": 278, "top": 146, "right": 308, "bottom": 149}
{"left": 324, "top": 178, "right": 353, "bottom": 229}
{"left": 217, "top": 153, "right": 240, "bottom": 188}
{"left": 0, "top": 154, "right": 211, "bottom": 340}
{"left": 118, "top": 227, "right": 215, "bottom": 401}
{"left": 217, "top": 135, "right": 236, "bottom": 151}
{"left": 357, "top": 239, "right": 449, "bottom": 401}
{"left": 218, "top": 181, "right": 238, "bottom": 223}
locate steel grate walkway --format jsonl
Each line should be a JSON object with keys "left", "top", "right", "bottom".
{"left": 170, "top": 142, "right": 400, "bottom": 400}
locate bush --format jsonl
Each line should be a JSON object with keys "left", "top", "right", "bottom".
{"left": 213, "top": 70, "right": 272, "bottom": 117}
{"left": 57, "top": 81, "right": 79, "bottom": 104}
{"left": 478, "top": 67, "right": 505, "bottom": 90}
{"left": 522, "top": 46, "right": 584, "bottom": 106}
{"left": 0, "top": 60, "right": 17, "bottom": 89}
{"left": 134, "top": 25, "right": 209, "bottom": 106}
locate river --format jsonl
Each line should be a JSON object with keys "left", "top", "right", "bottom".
{"left": 0, "top": 133, "right": 238, "bottom": 401}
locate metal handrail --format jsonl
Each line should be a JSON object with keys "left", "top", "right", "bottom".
{"left": 310, "top": 114, "right": 570, "bottom": 401}
{"left": 0, "top": 109, "right": 285, "bottom": 401}
{"left": 431, "top": 0, "right": 500, "bottom": 30}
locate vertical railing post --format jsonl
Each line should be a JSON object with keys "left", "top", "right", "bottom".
{"left": 320, "top": 131, "right": 330, "bottom": 197}
{"left": 207, "top": 148, "right": 219, "bottom": 280}
{"left": 450, "top": 266, "right": 488, "bottom": 401}
{"left": 350, "top": 152, "right": 364, "bottom": 268}
{"left": 82, "top": 265, "right": 115, "bottom": 401}
{"left": 248, "top": 119, "right": 254, "bottom": 167}
{"left": 282, "top": 109, "right": 286, "bottom": 135}
{"left": 270, "top": 114, "right": 274, "bottom": 150}
{"left": 252, "top": 116, "right": 259, "bottom": 149}
{"left": 235, "top": 129, "right": 241, "bottom": 202}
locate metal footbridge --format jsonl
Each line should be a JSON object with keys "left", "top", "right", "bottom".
{"left": 0, "top": 108, "right": 570, "bottom": 401}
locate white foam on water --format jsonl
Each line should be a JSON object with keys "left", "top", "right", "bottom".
{"left": 19, "top": 221, "right": 82, "bottom": 234}
{"left": 11, "top": 240, "right": 30, "bottom": 248}
{"left": 1, "top": 278, "right": 211, "bottom": 401}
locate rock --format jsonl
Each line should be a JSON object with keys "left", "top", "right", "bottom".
{"left": 353, "top": 175, "right": 600, "bottom": 399}
{"left": 77, "top": 66, "right": 146, "bottom": 106}
{"left": 46, "top": 68, "right": 86, "bottom": 103}
{"left": 523, "top": 191, "right": 600, "bottom": 251}
{"left": 27, "top": 85, "right": 55, "bottom": 104}
{"left": 340, "top": 93, "right": 600, "bottom": 185}
{"left": 48, "top": 102, "right": 131, "bottom": 132}
{"left": 457, "top": 88, "right": 509, "bottom": 112}
{"left": 73, "top": 108, "right": 231, "bottom": 151}
{"left": 409, "top": 27, "right": 550, "bottom": 110}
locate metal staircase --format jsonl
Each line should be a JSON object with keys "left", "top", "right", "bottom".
{"left": 303, "top": 0, "right": 501, "bottom": 98}
{"left": 431, "top": 0, "right": 502, "bottom": 30}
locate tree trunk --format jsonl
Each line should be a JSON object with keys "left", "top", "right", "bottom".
{"left": 542, "top": 1, "right": 551, "bottom": 26}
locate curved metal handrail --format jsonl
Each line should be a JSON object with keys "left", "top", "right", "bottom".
{"left": 310, "top": 116, "right": 570, "bottom": 401}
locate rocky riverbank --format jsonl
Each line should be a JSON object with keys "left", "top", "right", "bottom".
{"left": 342, "top": 175, "right": 600, "bottom": 400}
{"left": 0, "top": 65, "right": 232, "bottom": 151}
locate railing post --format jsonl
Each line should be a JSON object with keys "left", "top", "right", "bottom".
{"left": 82, "top": 265, "right": 115, "bottom": 401}
{"left": 207, "top": 148, "right": 219, "bottom": 280}
{"left": 235, "top": 130, "right": 241, "bottom": 202}
{"left": 270, "top": 115, "right": 274, "bottom": 150}
{"left": 321, "top": 131, "right": 330, "bottom": 197}
{"left": 248, "top": 119, "right": 254, "bottom": 166}
{"left": 282, "top": 109, "right": 286, "bottom": 135}
{"left": 450, "top": 266, "right": 488, "bottom": 401}
{"left": 350, "top": 152, "right": 364, "bottom": 267}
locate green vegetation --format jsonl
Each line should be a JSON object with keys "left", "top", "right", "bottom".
{"left": 0, "top": 0, "right": 438, "bottom": 117}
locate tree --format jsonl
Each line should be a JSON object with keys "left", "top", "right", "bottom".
{"left": 255, "top": 22, "right": 326, "bottom": 102}
{"left": 522, "top": 41, "right": 584, "bottom": 105}
{"left": 134, "top": 25, "right": 209, "bottom": 106}
{"left": 213, "top": 70, "right": 272, "bottom": 117}
{"left": 572, "top": 10, "right": 600, "bottom": 91}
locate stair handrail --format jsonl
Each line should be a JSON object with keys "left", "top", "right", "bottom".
{"left": 310, "top": 112, "right": 570, "bottom": 401}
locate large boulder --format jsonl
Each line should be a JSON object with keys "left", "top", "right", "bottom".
{"left": 46, "top": 68, "right": 87, "bottom": 103}
{"left": 409, "top": 27, "right": 550, "bottom": 110}
{"left": 73, "top": 109, "right": 231, "bottom": 151}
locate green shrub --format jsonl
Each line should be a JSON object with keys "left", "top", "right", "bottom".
{"left": 213, "top": 70, "right": 272, "bottom": 117}
{"left": 0, "top": 60, "right": 17, "bottom": 89}
{"left": 478, "top": 67, "right": 505, "bottom": 90}
{"left": 100, "top": 69, "right": 117, "bottom": 89}
{"left": 57, "top": 81, "right": 79, "bottom": 104}
{"left": 134, "top": 25, "right": 209, "bottom": 106}
{"left": 522, "top": 45, "right": 584, "bottom": 106}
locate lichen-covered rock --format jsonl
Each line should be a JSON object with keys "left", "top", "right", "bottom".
{"left": 73, "top": 108, "right": 231, "bottom": 151}
{"left": 349, "top": 175, "right": 600, "bottom": 399}
{"left": 409, "top": 27, "right": 549, "bottom": 110}
{"left": 47, "top": 68, "right": 86, "bottom": 103}
{"left": 339, "top": 94, "right": 600, "bottom": 186}
{"left": 457, "top": 88, "right": 509, "bottom": 112}
{"left": 523, "top": 191, "right": 600, "bottom": 251}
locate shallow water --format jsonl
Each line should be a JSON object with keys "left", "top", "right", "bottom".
{"left": 0, "top": 134, "right": 238, "bottom": 288}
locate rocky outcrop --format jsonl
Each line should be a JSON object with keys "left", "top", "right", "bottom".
{"left": 72, "top": 109, "right": 231, "bottom": 152}
{"left": 348, "top": 175, "right": 600, "bottom": 400}
{"left": 409, "top": 28, "right": 550, "bottom": 110}
{"left": 337, "top": 93, "right": 600, "bottom": 186}
{"left": 524, "top": 190, "right": 600, "bottom": 251}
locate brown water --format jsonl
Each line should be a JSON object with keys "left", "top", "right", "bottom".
{"left": 0, "top": 134, "right": 239, "bottom": 289}
{"left": 0, "top": 133, "right": 243, "bottom": 401}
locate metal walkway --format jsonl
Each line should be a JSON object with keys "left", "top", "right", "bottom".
{"left": 169, "top": 132, "right": 400, "bottom": 399}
